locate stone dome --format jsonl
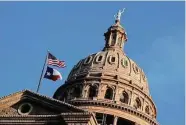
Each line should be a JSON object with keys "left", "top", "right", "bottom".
{"left": 66, "top": 50, "right": 150, "bottom": 95}
{"left": 53, "top": 15, "right": 158, "bottom": 125}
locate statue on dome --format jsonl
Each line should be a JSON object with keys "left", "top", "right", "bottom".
{"left": 114, "top": 8, "right": 125, "bottom": 21}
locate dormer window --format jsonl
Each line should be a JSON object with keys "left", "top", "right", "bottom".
{"left": 96, "top": 55, "right": 104, "bottom": 63}
{"left": 98, "top": 56, "right": 102, "bottom": 61}
{"left": 86, "top": 57, "right": 91, "bottom": 63}
{"left": 84, "top": 56, "right": 92, "bottom": 64}
{"left": 133, "top": 63, "right": 139, "bottom": 74}
{"left": 109, "top": 56, "right": 116, "bottom": 64}
{"left": 111, "top": 57, "right": 115, "bottom": 62}
{"left": 121, "top": 58, "right": 128, "bottom": 68}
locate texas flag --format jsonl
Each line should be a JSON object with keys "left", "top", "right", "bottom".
{"left": 44, "top": 66, "right": 62, "bottom": 81}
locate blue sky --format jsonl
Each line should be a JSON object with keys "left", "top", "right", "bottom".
{"left": 0, "top": 2, "right": 184, "bottom": 125}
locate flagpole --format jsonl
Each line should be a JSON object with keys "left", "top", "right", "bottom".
{"left": 36, "top": 51, "right": 49, "bottom": 93}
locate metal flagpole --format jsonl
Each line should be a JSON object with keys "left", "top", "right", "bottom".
{"left": 36, "top": 51, "right": 49, "bottom": 93}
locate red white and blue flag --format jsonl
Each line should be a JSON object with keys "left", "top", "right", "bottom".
{"left": 47, "top": 52, "right": 66, "bottom": 68}
{"left": 44, "top": 66, "right": 62, "bottom": 81}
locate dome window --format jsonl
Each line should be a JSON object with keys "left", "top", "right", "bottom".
{"left": 104, "top": 87, "right": 113, "bottom": 100}
{"left": 120, "top": 91, "right": 129, "bottom": 104}
{"left": 74, "top": 60, "right": 82, "bottom": 69}
{"left": 133, "top": 63, "right": 139, "bottom": 74}
{"left": 145, "top": 106, "right": 150, "bottom": 115}
{"left": 88, "top": 85, "right": 98, "bottom": 99}
{"left": 121, "top": 58, "right": 128, "bottom": 68}
{"left": 96, "top": 55, "right": 103, "bottom": 63}
{"left": 134, "top": 97, "right": 141, "bottom": 109}
{"left": 72, "top": 85, "right": 82, "bottom": 98}
{"left": 111, "top": 57, "right": 115, "bottom": 62}
{"left": 84, "top": 56, "right": 92, "bottom": 64}
{"left": 108, "top": 55, "right": 116, "bottom": 64}
{"left": 62, "top": 91, "right": 68, "bottom": 102}
{"left": 98, "top": 56, "right": 102, "bottom": 61}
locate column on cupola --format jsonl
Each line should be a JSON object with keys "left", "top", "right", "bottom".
{"left": 115, "top": 32, "right": 119, "bottom": 47}
{"left": 108, "top": 32, "right": 112, "bottom": 46}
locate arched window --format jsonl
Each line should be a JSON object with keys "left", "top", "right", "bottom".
{"left": 145, "top": 106, "right": 150, "bottom": 115}
{"left": 69, "top": 88, "right": 74, "bottom": 99}
{"left": 117, "top": 36, "right": 123, "bottom": 47}
{"left": 72, "top": 85, "right": 82, "bottom": 98}
{"left": 111, "top": 33, "right": 116, "bottom": 46}
{"left": 88, "top": 85, "right": 98, "bottom": 99}
{"left": 134, "top": 97, "right": 141, "bottom": 109}
{"left": 104, "top": 87, "right": 113, "bottom": 100}
{"left": 120, "top": 91, "right": 129, "bottom": 104}
{"left": 62, "top": 91, "right": 68, "bottom": 102}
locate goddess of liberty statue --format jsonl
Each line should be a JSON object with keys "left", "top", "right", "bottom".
{"left": 114, "top": 8, "right": 125, "bottom": 21}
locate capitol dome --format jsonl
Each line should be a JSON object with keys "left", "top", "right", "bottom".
{"left": 53, "top": 11, "right": 158, "bottom": 125}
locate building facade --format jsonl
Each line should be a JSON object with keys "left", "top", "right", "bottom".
{"left": 0, "top": 10, "right": 159, "bottom": 125}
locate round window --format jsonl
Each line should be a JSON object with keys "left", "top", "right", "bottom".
{"left": 18, "top": 103, "right": 33, "bottom": 115}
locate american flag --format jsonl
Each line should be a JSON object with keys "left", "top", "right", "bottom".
{"left": 47, "top": 52, "right": 66, "bottom": 68}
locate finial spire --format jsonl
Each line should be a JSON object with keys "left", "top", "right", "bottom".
{"left": 114, "top": 8, "right": 126, "bottom": 22}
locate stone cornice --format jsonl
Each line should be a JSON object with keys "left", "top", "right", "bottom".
{"left": 0, "top": 112, "right": 97, "bottom": 124}
{"left": 0, "top": 112, "right": 93, "bottom": 118}
{"left": 69, "top": 100, "right": 159, "bottom": 125}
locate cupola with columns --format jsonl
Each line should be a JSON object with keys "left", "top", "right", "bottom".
{"left": 103, "top": 17, "right": 127, "bottom": 51}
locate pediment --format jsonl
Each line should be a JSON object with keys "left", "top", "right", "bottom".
{"left": 0, "top": 90, "right": 84, "bottom": 116}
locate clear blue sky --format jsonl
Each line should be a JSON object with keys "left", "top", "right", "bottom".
{"left": 0, "top": 2, "right": 184, "bottom": 125}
